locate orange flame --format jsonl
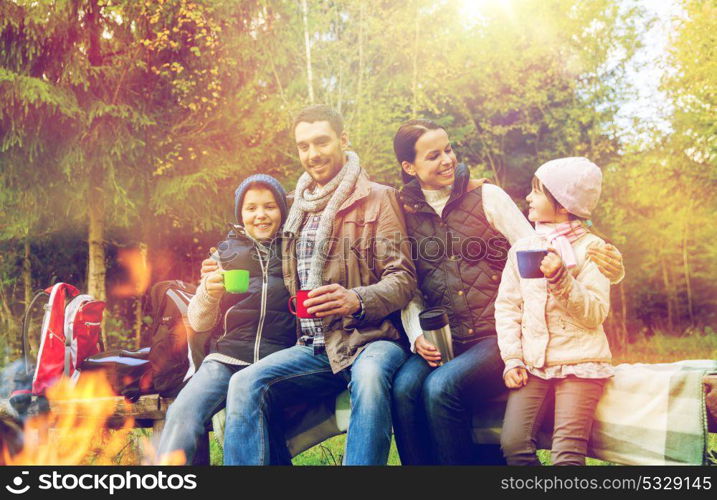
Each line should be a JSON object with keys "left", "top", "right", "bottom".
{"left": 143, "top": 442, "right": 187, "bottom": 466}
{"left": 1, "top": 371, "right": 192, "bottom": 465}
{"left": 112, "top": 247, "right": 152, "bottom": 298}
{"left": 3, "top": 372, "right": 135, "bottom": 465}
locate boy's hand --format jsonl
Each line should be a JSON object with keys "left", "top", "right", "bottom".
{"left": 540, "top": 247, "right": 564, "bottom": 279}
{"left": 201, "top": 247, "right": 220, "bottom": 277}
{"left": 415, "top": 335, "right": 443, "bottom": 367}
{"left": 205, "top": 271, "right": 225, "bottom": 300}
{"left": 504, "top": 366, "right": 528, "bottom": 389}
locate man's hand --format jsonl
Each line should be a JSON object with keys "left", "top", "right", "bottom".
{"left": 587, "top": 243, "right": 623, "bottom": 283}
{"left": 540, "top": 247, "right": 564, "bottom": 279}
{"left": 304, "top": 284, "right": 361, "bottom": 318}
{"left": 415, "top": 334, "right": 442, "bottom": 367}
{"left": 201, "top": 247, "right": 220, "bottom": 277}
{"left": 504, "top": 366, "right": 528, "bottom": 389}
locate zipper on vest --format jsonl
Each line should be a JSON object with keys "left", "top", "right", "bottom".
{"left": 217, "top": 245, "right": 269, "bottom": 361}
{"left": 253, "top": 243, "right": 269, "bottom": 363}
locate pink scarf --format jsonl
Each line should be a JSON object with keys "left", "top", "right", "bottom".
{"left": 534, "top": 221, "right": 588, "bottom": 269}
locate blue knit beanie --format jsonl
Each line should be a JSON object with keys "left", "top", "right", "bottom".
{"left": 233, "top": 174, "right": 288, "bottom": 225}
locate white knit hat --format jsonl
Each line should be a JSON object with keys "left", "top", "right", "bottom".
{"left": 534, "top": 157, "right": 602, "bottom": 219}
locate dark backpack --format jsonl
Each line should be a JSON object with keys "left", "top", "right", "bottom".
{"left": 146, "top": 280, "right": 212, "bottom": 397}
{"left": 80, "top": 348, "right": 153, "bottom": 399}
{"left": 81, "top": 280, "right": 214, "bottom": 399}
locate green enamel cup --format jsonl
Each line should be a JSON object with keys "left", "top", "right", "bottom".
{"left": 222, "top": 269, "right": 250, "bottom": 294}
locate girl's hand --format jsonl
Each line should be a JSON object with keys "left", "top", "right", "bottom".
{"left": 587, "top": 243, "right": 623, "bottom": 282}
{"left": 201, "top": 247, "right": 220, "bottom": 277}
{"left": 415, "top": 335, "right": 443, "bottom": 367}
{"left": 504, "top": 366, "right": 528, "bottom": 389}
{"left": 204, "top": 271, "right": 225, "bottom": 300}
{"left": 540, "top": 247, "right": 564, "bottom": 279}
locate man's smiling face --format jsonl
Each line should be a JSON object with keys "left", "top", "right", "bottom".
{"left": 294, "top": 120, "right": 348, "bottom": 187}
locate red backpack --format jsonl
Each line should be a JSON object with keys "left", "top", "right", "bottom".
{"left": 23, "top": 283, "right": 105, "bottom": 395}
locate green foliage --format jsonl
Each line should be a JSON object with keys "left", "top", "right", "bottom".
{"left": 0, "top": 0, "right": 715, "bottom": 352}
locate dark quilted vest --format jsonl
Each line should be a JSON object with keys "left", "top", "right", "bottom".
{"left": 399, "top": 164, "right": 510, "bottom": 344}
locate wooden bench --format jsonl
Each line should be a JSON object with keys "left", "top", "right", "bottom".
{"left": 6, "top": 374, "right": 717, "bottom": 465}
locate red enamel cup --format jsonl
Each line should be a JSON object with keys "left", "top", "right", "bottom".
{"left": 288, "top": 290, "right": 316, "bottom": 319}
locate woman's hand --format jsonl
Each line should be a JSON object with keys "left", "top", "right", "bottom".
{"left": 587, "top": 243, "right": 623, "bottom": 283}
{"left": 204, "top": 271, "right": 225, "bottom": 300}
{"left": 415, "top": 334, "right": 443, "bottom": 367}
{"left": 504, "top": 366, "right": 528, "bottom": 389}
{"left": 201, "top": 247, "right": 220, "bottom": 277}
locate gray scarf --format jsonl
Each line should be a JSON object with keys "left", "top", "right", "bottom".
{"left": 285, "top": 150, "right": 362, "bottom": 288}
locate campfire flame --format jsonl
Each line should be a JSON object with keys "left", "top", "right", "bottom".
{"left": 112, "top": 247, "right": 152, "bottom": 298}
{"left": 147, "top": 446, "right": 186, "bottom": 466}
{"left": 3, "top": 372, "right": 135, "bottom": 465}
{"left": 2, "top": 371, "right": 190, "bottom": 465}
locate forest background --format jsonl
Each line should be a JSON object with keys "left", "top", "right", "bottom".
{"left": 1, "top": 0, "right": 716, "bottom": 362}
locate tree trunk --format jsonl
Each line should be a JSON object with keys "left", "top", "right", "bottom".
{"left": 660, "top": 256, "right": 674, "bottom": 333}
{"left": 301, "top": 0, "right": 314, "bottom": 104}
{"left": 134, "top": 242, "right": 148, "bottom": 349}
{"left": 411, "top": 1, "right": 419, "bottom": 117}
{"left": 0, "top": 285, "right": 17, "bottom": 358}
{"left": 86, "top": 0, "right": 108, "bottom": 347}
{"left": 88, "top": 172, "right": 107, "bottom": 347}
{"left": 355, "top": 1, "right": 365, "bottom": 131}
{"left": 682, "top": 203, "right": 695, "bottom": 328}
{"left": 619, "top": 282, "right": 628, "bottom": 350}
{"left": 23, "top": 237, "right": 32, "bottom": 314}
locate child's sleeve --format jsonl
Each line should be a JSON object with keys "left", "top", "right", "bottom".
{"left": 547, "top": 252, "right": 610, "bottom": 329}
{"left": 495, "top": 247, "right": 526, "bottom": 376}
{"left": 187, "top": 274, "right": 222, "bottom": 333}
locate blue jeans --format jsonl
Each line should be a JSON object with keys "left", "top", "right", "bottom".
{"left": 157, "top": 358, "right": 240, "bottom": 464}
{"left": 391, "top": 335, "right": 505, "bottom": 464}
{"left": 223, "top": 340, "right": 408, "bottom": 465}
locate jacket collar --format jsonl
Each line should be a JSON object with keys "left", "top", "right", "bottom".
{"left": 399, "top": 163, "right": 470, "bottom": 209}
{"left": 337, "top": 168, "right": 372, "bottom": 214}
{"left": 282, "top": 168, "right": 371, "bottom": 237}
{"left": 227, "top": 223, "right": 280, "bottom": 249}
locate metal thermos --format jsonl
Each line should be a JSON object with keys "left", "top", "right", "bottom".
{"left": 418, "top": 307, "right": 454, "bottom": 365}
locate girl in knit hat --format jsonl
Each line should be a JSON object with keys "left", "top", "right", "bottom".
{"left": 496, "top": 157, "right": 614, "bottom": 466}
{"left": 157, "top": 174, "right": 296, "bottom": 464}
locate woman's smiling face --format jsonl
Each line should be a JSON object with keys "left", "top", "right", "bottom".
{"left": 401, "top": 128, "right": 457, "bottom": 190}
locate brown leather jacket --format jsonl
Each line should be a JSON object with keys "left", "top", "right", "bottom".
{"left": 282, "top": 169, "right": 417, "bottom": 373}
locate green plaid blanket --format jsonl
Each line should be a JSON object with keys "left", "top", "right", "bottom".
{"left": 590, "top": 360, "right": 717, "bottom": 465}
{"left": 469, "top": 359, "right": 717, "bottom": 465}
{"left": 212, "top": 360, "right": 716, "bottom": 464}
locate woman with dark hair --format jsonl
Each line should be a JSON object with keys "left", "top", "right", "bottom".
{"left": 391, "top": 119, "right": 625, "bottom": 465}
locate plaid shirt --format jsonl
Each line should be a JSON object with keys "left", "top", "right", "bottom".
{"left": 296, "top": 212, "right": 326, "bottom": 353}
